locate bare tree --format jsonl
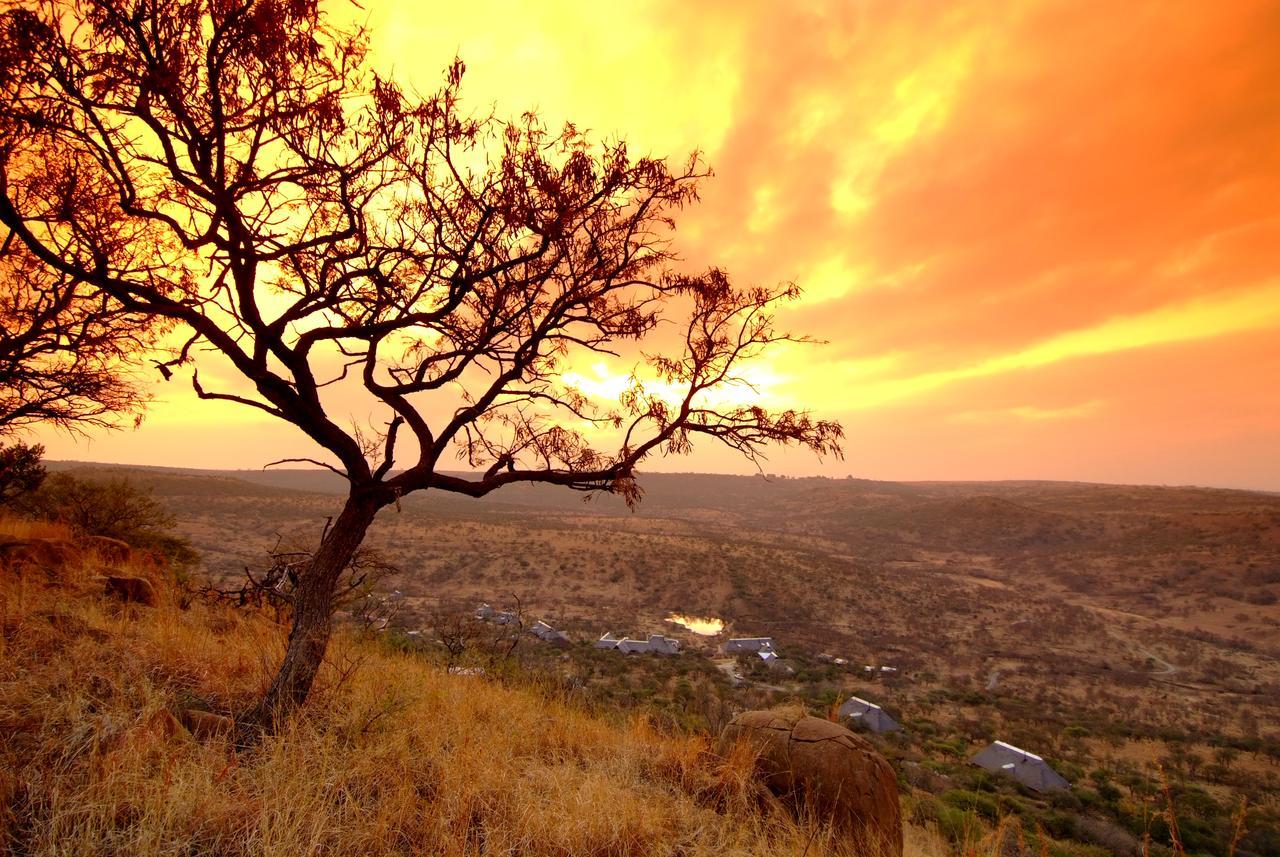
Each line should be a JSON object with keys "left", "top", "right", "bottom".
{"left": 430, "top": 607, "right": 485, "bottom": 674}
{"left": 0, "top": 0, "right": 843, "bottom": 730}
{"left": 431, "top": 597, "right": 524, "bottom": 673}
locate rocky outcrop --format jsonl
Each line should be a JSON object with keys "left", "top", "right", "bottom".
{"left": 719, "top": 709, "right": 902, "bottom": 855}
{"left": 0, "top": 538, "right": 80, "bottom": 579}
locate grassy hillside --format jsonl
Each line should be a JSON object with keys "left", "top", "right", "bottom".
{"left": 14, "top": 467, "right": 1278, "bottom": 857}
{"left": 0, "top": 517, "right": 954, "bottom": 857}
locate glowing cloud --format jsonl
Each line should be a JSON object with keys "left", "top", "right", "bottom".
{"left": 27, "top": 0, "right": 1280, "bottom": 489}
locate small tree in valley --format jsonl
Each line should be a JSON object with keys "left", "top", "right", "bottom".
{"left": 0, "top": 440, "right": 45, "bottom": 505}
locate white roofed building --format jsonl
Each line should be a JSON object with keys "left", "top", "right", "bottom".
{"left": 838, "top": 696, "right": 901, "bottom": 733}
{"left": 723, "top": 637, "right": 776, "bottom": 655}
{"left": 972, "top": 741, "right": 1069, "bottom": 792}
{"left": 597, "top": 633, "right": 681, "bottom": 655}
{"left": 475, "top": 603, "right": 517, "bottom": 625}
{"left": 530, "top": 620, "right": 570, "bottom": 646}
{"left": 595, "top": 632, "right": 623, "bottom": 649}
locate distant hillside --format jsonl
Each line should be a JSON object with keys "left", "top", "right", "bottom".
{"left": 46, "top": 460, "right": 342, "bottom": 497}
{"left": 46, "top": 460, "right": 1280, "bottom": 650}
{"left": 47, "top": 462, "right": 316, "bottom": 499}
{"left": 47, "top": 459, "right": 1278, "bottom": 514}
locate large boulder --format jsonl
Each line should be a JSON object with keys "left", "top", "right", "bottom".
{"left": 79, "top": 535, "right": 132, "bottom": 565}
{"left": 719, "top": 709, "right": 902, "bottom": 855}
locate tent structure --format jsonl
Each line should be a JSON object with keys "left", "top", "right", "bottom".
{"left": 838, "top": 696, "right": 901, "bottom": 733}
{"left": 475, "top": 603, "right": 516, "bottom": 624}
{"left": 530, "top": 620, "right": 570, "bottom": 647}
{"left": 595, "top": 632, "right": 623, "bottom": 649}
{"left": 971, "top": 741, "right": 1069, "bottom": 792}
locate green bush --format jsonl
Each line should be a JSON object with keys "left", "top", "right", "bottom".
{"left": 926, "top": 737, "right": 968, "bottom": 759}
{"left": 1039, "top": 809, "right": 1078, "bottom": 839}
{"left": 941, "top": 789, "right": 1001, "bottom": 821}
{"left": 0, "top": 442, "right": 46, "bottom": 505}
{"left": 1048, "top": 788, "right": 1084, "bottom": 811}
{"left": 1096, "top": 782, "right": 1122, "bottom": 804}
{"left": 936, "top": 805, "right": 982, "bottom": 846}
{"left": 1046, "top": 839, "right": 1113, "bottom": 857}
{"left": 1073, "top": 787, "right": 1102, "bottom": 809}
{"left": 909, "top": 718, "right": 940, "bottom": 736}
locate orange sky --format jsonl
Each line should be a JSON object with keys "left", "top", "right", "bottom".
{"left": 31, "top": 0, "right": 1280, "bottom": 489}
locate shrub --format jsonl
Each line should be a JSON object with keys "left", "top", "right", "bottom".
{"left": 1048, "top": 788, "right": 1084, "bottom": 811}
{"left": 25, "top": 472, "right": 197, "bottom": 567}
{"left": 941, "top": 788, "right": 1001, "bottom": 821}
{"left": 1073, "top": 787, "right": 1103, "bottom": 809}
{"left": 1046, "top": 839, "right": 1114, "bottom": 857}
{"left": 936, "top": 805, "right": 982, "bottom": 845}
{"left": 0, "top": 441, "right": 46, "bottom": 505}
{"left": 1096, "top": 782, "right": 1122, "bottom": 803}
{"left": 1040, "top": 809, "right": 1078, "bottom": 839}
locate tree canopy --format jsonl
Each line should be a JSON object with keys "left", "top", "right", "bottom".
{"left": 1, "top": 244, "right": 156, "bottom": 435}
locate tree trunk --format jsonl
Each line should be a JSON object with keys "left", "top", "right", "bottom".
{"left": 240, "top": 492, "right": 382, "bottom": 735}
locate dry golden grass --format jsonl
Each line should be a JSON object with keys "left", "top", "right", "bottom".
{"left": 0, "top": 516, "right": 69, "bottom": 541}
{"left": 0, "top": 518, "right": 950, "bottom": 857}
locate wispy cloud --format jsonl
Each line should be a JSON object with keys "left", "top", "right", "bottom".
{"left": 822, "top": 282, "right": 1280, "bottom": 410}
{"left": 949, "top": 400, "right": 1104, "bottom": 424}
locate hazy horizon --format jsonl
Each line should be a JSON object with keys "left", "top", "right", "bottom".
{"left": 40, "top": 453, "right": 1280, "bottom": 496}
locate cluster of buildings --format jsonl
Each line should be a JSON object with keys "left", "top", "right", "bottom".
{"left": 721, "top": 636, "right": 776, "bottom": 659}
{"left": 530, "top": 620, "right": 570, "bottom": 647}
{"left": 474, "top": 604, "right": 570, "bottom": 647}
{"left": 474, "top": 603, "right": 518, "bottom": 625}
{"left": 472, "top": 603, "right": 1067, "bottom": 793}
{"left": 826, "top": 702, "right": 1067, "bottom": 792}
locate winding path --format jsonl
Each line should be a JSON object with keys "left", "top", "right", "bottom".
{"left": 1137, "top": 647, "right": 1178, "bottom": 676}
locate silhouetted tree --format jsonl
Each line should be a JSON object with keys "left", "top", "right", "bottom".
{"left": 0, "top": 0, "right": 842, "bottom": 730}
{"left": 0, "top": 245, "right": 156, "bottom": 434}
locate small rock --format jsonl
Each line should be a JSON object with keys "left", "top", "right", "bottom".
{"left": 178, "top": 709, "right": 234, "bottom": 741}
{"left": 104, "top": 576, "right": 157, "bottom": 606}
